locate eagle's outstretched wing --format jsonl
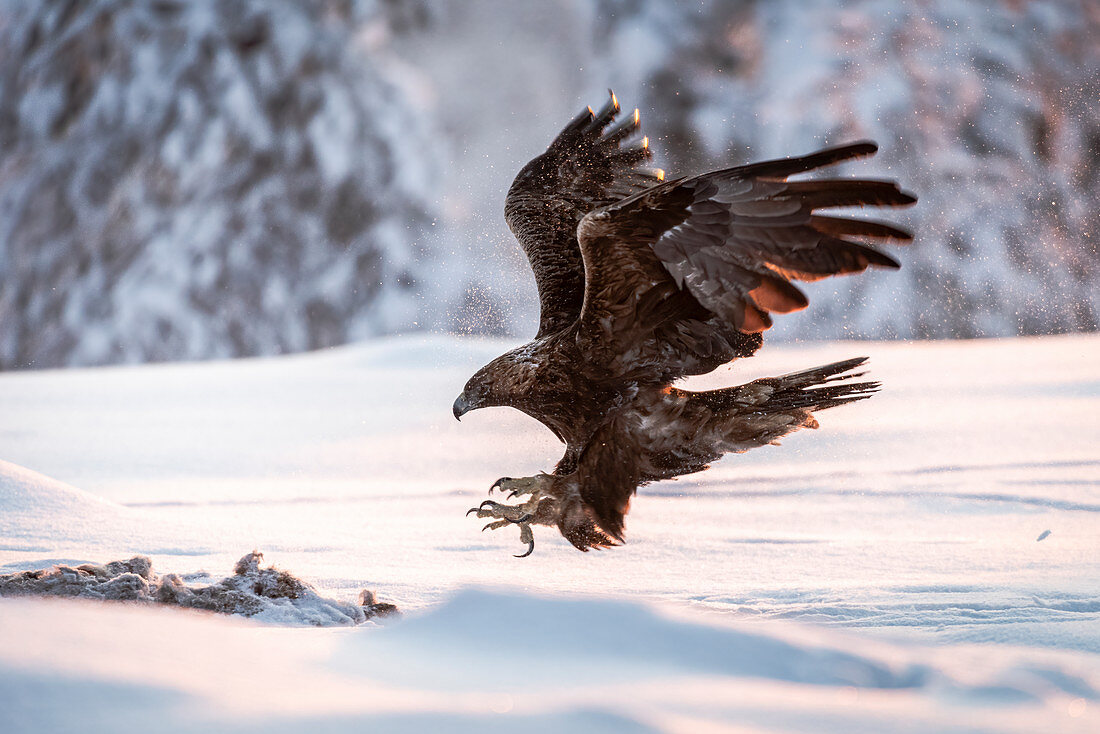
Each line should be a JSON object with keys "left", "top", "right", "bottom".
{"left": 576, "top": 142, "right": 916, "bottom": 381}
{"left": 505, "top": 92, "right": 664, "bottom": 337}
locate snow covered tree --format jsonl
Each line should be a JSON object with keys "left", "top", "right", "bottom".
{"left": 0, "top": 0, "right": 442, "bottom": 369}
{"left": 3, "top": 0, "right": 1096, "bottom": 368}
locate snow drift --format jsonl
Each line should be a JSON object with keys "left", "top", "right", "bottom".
{"left": 0, "top": 587, "right": 1097, "bottom": 733}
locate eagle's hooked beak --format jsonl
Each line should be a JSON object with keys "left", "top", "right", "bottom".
{"left": 452, "top": 393, "right": 471, "bottom": 421}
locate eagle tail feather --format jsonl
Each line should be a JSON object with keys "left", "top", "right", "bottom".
{"left": 760, "top": 357, "right": 881, "bottom": 413}
{"left": 696, "top": 357, "right": 880, "bottom": 415}
{"left": 774, "top": 356, "right": 869, "bottom": 382}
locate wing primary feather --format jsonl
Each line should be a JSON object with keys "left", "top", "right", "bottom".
{"left": 810, "top": 215, "right": 913, "bottom": 241}
{"left": 740, "top": 304, "right": 772, "bottom": 332}
{"left": 785, "top": 179, "right": 917, "bottom": 208}
{"left": 760, "top": 236, "right": 901, "bottom": 278}
{"left": 584, "top": 90, "right": 622, "bottom": 134}
{"left": 731, "top": 141, "right": 879, "bottom": 179}
{"left": 601, "top": 112, "right": 642, "bottom": 148}
{"left": 559, "top": 105, "right": 596, "bottom": 137}
{"left": 611, "top": 145, "right": 653, "bottom": 168}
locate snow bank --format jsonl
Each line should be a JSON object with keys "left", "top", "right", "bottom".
{"left": 0, "top": 459, "right": 134, "bottom": 550}
{"left": 335, "top": 587, "right": 929, "bottom": 691}
{"left": 0, "top": 459, "right": 119, "bottom": 521}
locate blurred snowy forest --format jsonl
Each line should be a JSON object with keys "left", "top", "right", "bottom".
{"left": 0, "top": 0, "right": 1097, "bottom": 369}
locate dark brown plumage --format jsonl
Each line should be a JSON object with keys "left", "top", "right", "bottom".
{"left": 455, "top": 92, "right": 916, "bottom": 556}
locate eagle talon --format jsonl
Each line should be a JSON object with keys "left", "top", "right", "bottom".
{"left": 468, "top": 499, "right": 535, "bottom": 523}
{"left": 466, "top": 502, "right": 498, "bottom": 517}
{"left": 489, "top": 477, "right": 512, "bottom": 494}
{"left": 467, "top": 501, "right": 505, "bottom": 517}
{"left": 493, "top": 473, "right": 550, "bottom": 501}
{"left": 470, "top": 499, "right": 540, "bottom": 556}
{"left": 513, "top": 520, "right": 536, "bottom": 558}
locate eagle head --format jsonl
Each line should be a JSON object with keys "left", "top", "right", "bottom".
{"left": 452, "top": 368, "right": 501, "bottom": 421}
{"left": 453, "top": 351, "right": 538, "bottom": 421}
{"left": 451, "top": 382, "right": 479, "bottom": 421}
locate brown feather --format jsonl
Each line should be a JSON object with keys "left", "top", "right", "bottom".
{"left": 749, "top": 276, "right": 809, "bottom": 314}
{"left": 730, "top": 141, "right": 879, "bottom": 179}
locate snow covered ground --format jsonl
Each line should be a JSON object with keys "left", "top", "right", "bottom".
{"left": 1, "top": 333, "right": 1098, "bottom": 732}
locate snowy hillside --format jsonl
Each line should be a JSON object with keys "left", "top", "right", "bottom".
{"left": 1, "top": 334, "right": 1098, "bottom": 731}
{"left": 2, "top": 1, "right": 1097, "bottom": 368}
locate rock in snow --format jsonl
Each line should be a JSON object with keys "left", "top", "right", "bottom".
{"left": 0, "top": 550, "right": 399, "bottom": 626}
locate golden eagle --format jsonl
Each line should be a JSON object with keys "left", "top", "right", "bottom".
{"left": 454, "top": 92, "right": 915, "bottom": 556}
